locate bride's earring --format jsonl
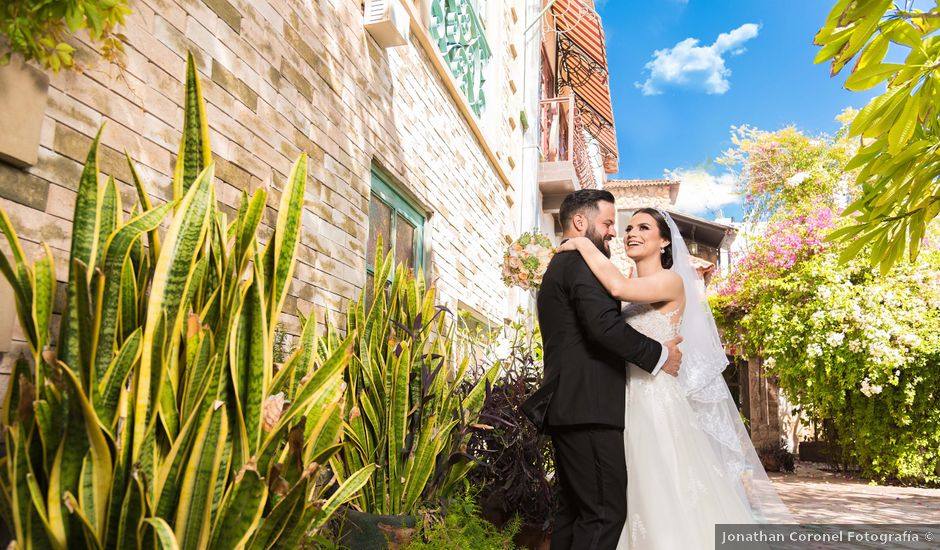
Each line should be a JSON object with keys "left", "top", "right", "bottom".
{"left": 660, "top": 248, "right": 665, "bottom": 254}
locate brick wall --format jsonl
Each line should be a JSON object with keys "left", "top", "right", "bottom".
{"left": 0, "top": 0, "right": 526, "bottom": 394}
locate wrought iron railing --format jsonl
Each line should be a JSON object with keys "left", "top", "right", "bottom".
{"left": 429, "top": 0, "right": 492, "bottom": 117}
{"left": 539, "top": 96, "right": 598, "bottom": 189}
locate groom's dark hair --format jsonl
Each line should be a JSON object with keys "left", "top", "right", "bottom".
{"left": 559, "top": 189, "right": 616, "bottom": 230}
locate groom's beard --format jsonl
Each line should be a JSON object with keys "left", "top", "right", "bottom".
{"left": 585, "top": 226, "right": 612, "bottom": 258}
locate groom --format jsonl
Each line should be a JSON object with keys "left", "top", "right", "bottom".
{"left": 529, "top": 189, "right": 683, "bottom": 549}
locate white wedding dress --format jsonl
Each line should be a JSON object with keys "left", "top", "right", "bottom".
{"left": 617, "top": 302, "right": 755, "bottom": 550}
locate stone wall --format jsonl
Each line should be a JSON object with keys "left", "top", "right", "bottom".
{"left": 0, "top": 0, "right": 526, "bottom": 394}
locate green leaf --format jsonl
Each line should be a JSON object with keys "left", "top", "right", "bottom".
{"left": 207, "top": 465, "right": 267, "bottom": 549}
{"left": 93, "top": 202, "right": 175, "bottom": 385}
{"left": 173, "top": 400, "right": 228, "bottom": 550}
{"left": 173, "top": 52, "right": 213, "bottom": 202}
{"left": 266, "top": 154, "right": 308, "bottom": 331}
{"left": 96, "top": 329, "right": 142, "bottom": 428}
{"left": 59, "top": 126, "right": 105, "bottom": 379}
{"left": 887, "top": 92, "right": 918, "bottom": 154}
{"left": 134, "top": 165, "right": 214, "bottom": 463}
{"left": 143, "top": 518, "right": 181, "bottom": 550}
{"left": 30, "top": 243, "right": 56, "bottom": 360}
{"left": 115, "top": 472, "right": 146, "bottom": 550}
{"left": 58, "top": 362, "right": 114, "bottom": 541}
{"left": 844, "top": 62, "right": 903, "bottom": 91}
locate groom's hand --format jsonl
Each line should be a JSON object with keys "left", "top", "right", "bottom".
{"left": 661, "top": 336, "right": 683, "bottom": 377}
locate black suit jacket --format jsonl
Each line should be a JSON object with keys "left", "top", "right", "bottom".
{"left": 535, "top": 251, "right": 663, "bottom": 429}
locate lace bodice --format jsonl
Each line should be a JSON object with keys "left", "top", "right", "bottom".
{"left": 622, "top": 303, "right": 681, "bottom": 343}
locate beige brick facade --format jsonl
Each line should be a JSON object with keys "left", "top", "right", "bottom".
{"left": 0, "top": 0, "right": 528, "bottom": 393}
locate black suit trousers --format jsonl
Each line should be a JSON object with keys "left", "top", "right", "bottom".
{"left": 550, "top": 425, "right": 627, "bottom": 550}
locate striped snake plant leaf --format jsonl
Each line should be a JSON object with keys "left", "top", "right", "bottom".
{"left": 25, "top": 472, "right": 55, "bottom": 547}
{"left": 173, "top": 51, "right": 212, "bottom": 202}
{"left": 33, "top": 398, "right": 62, "bottom": 477}
{"left": 143, "top": 517, "right": 180, "bottom": 550}
{"left": 226, "top": 278, "right": 254, "bottom": 472}
{"left": 93, "top": 202, "right": 175, "bottom": 384}
{"left": 96, "top": 176, "right": 122, "bottom": 269}
{"left": 103, "top": 411, "right": 135, "bottom": 547}
{"left": 173, "top": 400, "right": 228, "bottom": 550}
{"left": 120, "top": 255, "right": 139, "bottom": 343}
{"left": 206, "top": 464, "right": 267, "bottom": 550}
{"left": 233, "top": 189, "right": 267, "bottom": 277}
{"left": 256, "top": 333, "right": 354, "bottom": 473}
{"left": 388, "top": 342, "right": 410, "bottom": 508}
{"left": 134, "top": 165, "right": 214, "bottom": 463}
{"left": 58, "top": 362, "right": 114, "bottom": 542}
{"left": 95, "top": 328, "right": 142, "bottom": 429}
{"left": 264, "top": 154, "right": 307, "bottom": 330}
{"left": 313, "top": 464, "right": 377, "bottom": 531}
{"left": 126, "top": 152, "right": 162, "bottom": 263}
{"left": 6, "top": 426, "right": 42, "bottom": 548}
{"left": 152, "top": 402, "right": 202, "bottom": 522}
{"left": 59, "top": 125, "right": 104, "bottom": 381}
{"left": 115, "top": 472, "right": 146, "bottom": 550}
{"left": 0, "top": 209, "right": 39, "bottom": 354}
{"left": 235, "top": 261, "right": 270, "bottom": 458}
{"left": 63, "top": 491, "right": 103, "bottom": 550}
{"left": 180, "top": 336, "right": 214, "bottom": 423}
{"left": 30, "top": 243, "right": 56, "bottom": 362}
{"left": 244, "top": 469, "right": 306, "bottom": 550}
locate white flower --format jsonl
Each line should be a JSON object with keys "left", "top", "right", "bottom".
{"left": 786, "top": 171, "right": 810, "bottom": 187}
{"left": 807, "top": 343, "right": 823, "bottom": 357}
{"left": 764, "top": 356, "right": 776, "bottom": 368}
{"left": 827, "top": 332, "right": 845, "bottom": 347}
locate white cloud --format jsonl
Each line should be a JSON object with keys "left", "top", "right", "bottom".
{"left": 665, "top": 167, "right": 741, "bottom": 215}
{"left": 636, "top": 23, "right": 759, "bottom": 96}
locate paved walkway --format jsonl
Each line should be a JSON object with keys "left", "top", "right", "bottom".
{"left": 752, "top": 463, "right": 940, "bottom": 549}
{"left": 768, "top": 462, "right": 940, "bottom": 524}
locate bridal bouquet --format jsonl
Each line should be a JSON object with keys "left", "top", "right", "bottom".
{"left": 502, "top": 232, "right": 554, "bottom": 290}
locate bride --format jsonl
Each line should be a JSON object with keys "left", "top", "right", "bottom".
{"left": 557, "top": 208, "right": 790, "bottom": 549}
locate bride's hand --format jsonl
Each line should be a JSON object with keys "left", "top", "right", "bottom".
{"left": 556, "top": 236, "right": 588, "bottom": 253}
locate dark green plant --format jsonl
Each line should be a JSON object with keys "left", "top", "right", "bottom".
{"left": 1, "top": 0, "right": 130, "bottom": 71}
{"left": 463, "top": 314, "right": 554, "bottom": 530}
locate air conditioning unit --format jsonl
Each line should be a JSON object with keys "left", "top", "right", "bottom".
{"left": 364, "top": 0, "right": 409, "bottom": 48}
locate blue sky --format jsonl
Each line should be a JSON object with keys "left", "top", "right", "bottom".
{"left": 595, "top": 0, "right": 884, "bottom": 221}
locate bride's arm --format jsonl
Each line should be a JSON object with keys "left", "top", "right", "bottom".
{"left": 557, "top": 237, "right": 682, "bottom": 303}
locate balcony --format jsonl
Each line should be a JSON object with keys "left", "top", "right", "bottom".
{"left": 538, "top": 96, "right": 597, "bottom": 202}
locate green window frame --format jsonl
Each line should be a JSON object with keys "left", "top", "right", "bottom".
{"left": 366, "top": 169, "right": 425, "bottom": 283}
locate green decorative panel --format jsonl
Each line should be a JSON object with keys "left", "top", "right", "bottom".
{"left": 429, "top": 0, "right": 492, "bottom": 117}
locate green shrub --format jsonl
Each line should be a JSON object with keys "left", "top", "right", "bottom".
{"left": 404, "top": 491, "right": 518, "bottom": 550}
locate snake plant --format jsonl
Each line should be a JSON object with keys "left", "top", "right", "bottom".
{"left": 327, "top": 250, "right": 501, "bottom": 516}
{"left": 0, "top": 52, "right": 374, "bottom": 549}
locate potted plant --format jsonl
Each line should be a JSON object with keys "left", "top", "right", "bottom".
{"left": 0, "top": 0, "right": 130, "bottom": 166}
{"left": 326, "top": 251, "right": 501, "bottom": 549}
{"left": 0, "top": 52, "right": 374, "bottom": 548}
{"left": 464, "top": 314, "right": 555, "bottom": 550}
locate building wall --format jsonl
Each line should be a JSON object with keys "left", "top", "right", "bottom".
{"left": 0, "top": 0, "right": 527, "bottom": 393}
{"left": 610, "top": 185, "right": 674, "bottom": 210}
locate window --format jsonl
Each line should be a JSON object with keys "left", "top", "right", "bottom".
{"left": 366, "top": 169, "right": 425, "bottom": 293}
{"left": 428, "top": 0, "right": 492, "bottom": 117}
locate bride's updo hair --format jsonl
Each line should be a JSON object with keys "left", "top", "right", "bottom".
{"left": 634, "top": 208, "right": 674, "bottom": 269}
